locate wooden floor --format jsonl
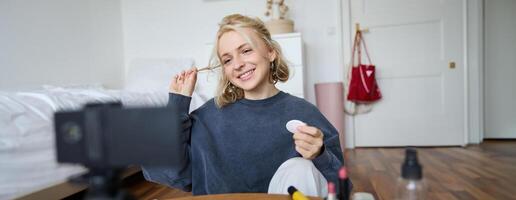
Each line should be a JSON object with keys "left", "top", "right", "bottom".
{"left": 346, "top": 140, "right": 516, "bottom": 200}
{"left": 128, "top": 140, "right": 516, "bottom": 200}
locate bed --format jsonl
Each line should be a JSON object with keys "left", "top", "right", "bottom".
{"left": 0, "top": 58, "right": 216, "bottom": 199}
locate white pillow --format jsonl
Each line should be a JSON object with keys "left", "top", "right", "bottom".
{"left": 125, "top": 58, "right": 195, "bottom": 92}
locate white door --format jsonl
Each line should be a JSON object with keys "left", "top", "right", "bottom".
{"left": 350, "top": 0, "right": 465, "bottom": 146}
{"left": 484, "top": 0, "right": 516, "bottom": 139}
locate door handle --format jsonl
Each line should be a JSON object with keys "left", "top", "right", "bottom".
{"left": 449, "top": 61, "right": 456, "bottom": 69}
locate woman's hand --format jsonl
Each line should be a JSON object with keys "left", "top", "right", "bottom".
{"left": 293, "top": 125, "right": 324, "bottom": 160}
{"left": 169, "top": 67, "right": 197, "bottom": 97}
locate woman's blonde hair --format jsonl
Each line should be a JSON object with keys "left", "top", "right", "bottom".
{"left": 209, "top": 14, "right": 290, "bottom": 108}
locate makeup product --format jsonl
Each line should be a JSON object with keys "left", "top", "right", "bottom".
{"left": 339, "top": 167, "right": 350, "bottom": 200}
{"left": 288, "top": 186, "right": 310, "bottom": 200}
{"left": 395, "top": 148, "right": 425, "bottom": 200}
{"left": 326, "top": 182, "right": 337, "bottom": 200}
{"left": 286, "top": 120, "right": 306, "bottom": 134}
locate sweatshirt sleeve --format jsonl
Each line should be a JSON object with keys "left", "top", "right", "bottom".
{"left": 312, "top": 132, "right": 344, "bottom": 184}
{"left": 305, "top": 105, "right": 348, "bottom": 186}
{"left": 312, "top": 128, "right": 353, "bottom": 193}
{"left": 141, "top": 93, "right": 193, "bottom": 192}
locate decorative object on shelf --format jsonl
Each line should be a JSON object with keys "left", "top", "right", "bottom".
{"left": 264, "top": 0, "right": 294, "bottom": 34}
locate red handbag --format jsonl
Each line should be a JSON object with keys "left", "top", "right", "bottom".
{"left": 347, "top": 31, "right": 382, "bottom": 103}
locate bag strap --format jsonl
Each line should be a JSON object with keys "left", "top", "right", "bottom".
{"left": 350, "top": 30, "right": 362, "bottom": 68}
{"left": 351, "top": 31, "right": 373, "bottom": 67}
{"left": 347, "top": 30, "right": 362, "bottom": 83}
{"left": 359, "top": 31, "right": 374, "bottom": 94}
{"left": 353, "top": 31, "right": 373, "bottom": 94}
{"left": 357, "top": 31, "right": 373, "bottom": 65}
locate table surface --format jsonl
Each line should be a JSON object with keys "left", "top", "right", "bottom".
{"left": 167, "top": 193, "right": 322, "bottom": 200}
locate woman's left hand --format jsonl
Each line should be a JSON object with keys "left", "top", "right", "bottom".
{"left": 293, "top": 125, "right": 324, "bottom": 160}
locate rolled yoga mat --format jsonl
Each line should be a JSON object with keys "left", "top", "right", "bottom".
{"left": 314, "top": 82, "right": 346, "bottom": 150}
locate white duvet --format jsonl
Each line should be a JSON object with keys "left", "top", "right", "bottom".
{"left": 0, "top": 85, "right": 209, "bottom": 200}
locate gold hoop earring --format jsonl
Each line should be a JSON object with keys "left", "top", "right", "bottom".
{"left": 225, "top": 82, "right": 233, "bottom": 93}
{"left": 229, "top": 82, "right": 240, "bottom": 93}
{"left": 270, "top": 62, "right": 278, "bottom": 83}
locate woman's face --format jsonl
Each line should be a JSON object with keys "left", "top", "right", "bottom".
{"left": 218, "top": 28, "right": 276, "bottom": 94}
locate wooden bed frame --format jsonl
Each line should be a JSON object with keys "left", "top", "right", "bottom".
{"left": 15, "top": 166, "right": 141, "bottom": 200}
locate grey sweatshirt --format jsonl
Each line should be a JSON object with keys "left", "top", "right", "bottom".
{"left": 142, "top": 91, "right": 346, "bottom": 195}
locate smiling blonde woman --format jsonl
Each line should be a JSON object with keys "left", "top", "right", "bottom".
{"left": 142, "top": 14, "right": 350, "bottom": 197}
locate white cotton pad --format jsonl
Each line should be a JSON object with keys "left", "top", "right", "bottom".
{"left": 286, "top": 120, "right": 306, "bottom": 134}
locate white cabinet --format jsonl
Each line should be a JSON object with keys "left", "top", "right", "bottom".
{"left": 273, "top": 33, "right": 305, "bottom": 98}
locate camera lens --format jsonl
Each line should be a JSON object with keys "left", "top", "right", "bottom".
{"left": 61, "top": 122, "right": 82, "bottom": 144}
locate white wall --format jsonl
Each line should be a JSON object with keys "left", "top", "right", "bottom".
{"left": 484, "top": 0, "right": 516, "bottom": 138}
{"left": 120, "top": 0, "right": 343, "bottom": 103}
{"left": 467, "top": 0, "right": 484, "bottom": 143}
{"left": 0, "top": 0, "right": 124, "bottom": 90}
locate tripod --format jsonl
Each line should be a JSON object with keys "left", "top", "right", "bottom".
{"left": 70, "top": 168, "right": 136, "bottom": 200}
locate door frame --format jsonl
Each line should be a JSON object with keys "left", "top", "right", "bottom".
{"left": 336, "top": 0, "right": 484, "bottom": 148}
